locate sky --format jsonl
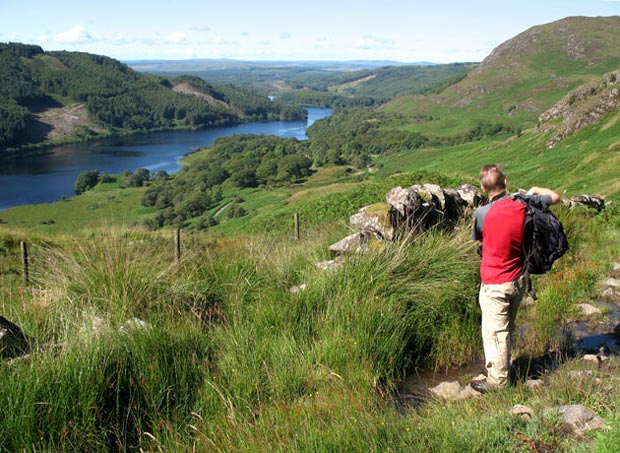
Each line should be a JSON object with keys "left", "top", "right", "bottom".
{"left": 2, "top": 0, "right": 620, "bottom": 63}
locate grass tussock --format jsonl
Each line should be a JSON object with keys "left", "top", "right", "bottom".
{"left": 1, "top": 202, "right": 619, "bottom": 451}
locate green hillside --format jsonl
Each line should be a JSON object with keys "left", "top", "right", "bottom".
{"left": 131, "top": 58, "right": 475, "bottom": 108}
{"left": 2, "top": 16, "right": 620, "bottom": 452}
{"left": 0, "top": 43, "right": 305, "bottom": 156}
{"left": 383, "top": 16, "right": 620, "bottom": 136}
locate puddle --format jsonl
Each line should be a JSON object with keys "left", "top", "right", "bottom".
{"left": 396, "top": 358, "right": 483, "bottom": 410}
{"left": 567, "top": 299, "right": 620, "bottom": 354}
{"left": 396, "top": 298, "right": 620, "bottom": 409}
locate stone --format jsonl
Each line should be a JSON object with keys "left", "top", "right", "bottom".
{"left": 579, "top": 303, "right": 602, "bottom": 316}
{"left": 328, "top": 233, "right": 366, "bottom": 254}
{"left": 612, "top": 261, "right": 620, "bottom": 272}
{"left": 119, "top": 318, "right": 149, "bottom": 333}
{"left": 349, "top": 203, "right": 394, "bottom": 240}
{"left": 92, "top": 316, "right": 110, "bottom": 335}
{"left": 411, "top": 183, "right": 446, "bottom": 210}
{"left": 526, "top": 379, "right": 545, "bottom": 390}
{"left": 569, "top": 195, "right": 605, "bottom": 212}
{"left": 317, "top": 259, "right": 343, "bottom": 271}
{"left": 289, "top": 283, "right": 307, "bottom": 295}
{"left": 0, "top": 316, "right": 30, "bottom": 359}
{"left": 429, "top": 381, "right": 481, "bottom": 401}
{"left": 386, "top": 186, "right": 421, "bottom": 216}
{"left": 605, "top": 278, "right": 620, "bottom": 288}
{"left": 602, "top": 288, "right": 616, "bottom": 299}
{"left": 556, "top": 404, "right": 608, "bottom": 435}
{"left": 453, "top": 183, "right": 486, "bottom": 207}
{"left": 511, "top": 404, "right": 534, "bottom": 421}
{"left": 522, "top": 295, "right": 536, "bottom": 308}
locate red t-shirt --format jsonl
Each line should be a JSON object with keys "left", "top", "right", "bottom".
{"left": 479, "top": 198, "right": 526, "bottom": 284}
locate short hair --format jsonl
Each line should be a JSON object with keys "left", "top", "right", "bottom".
{"left": 479, "top": 164, "right": 506, "bottom": 192}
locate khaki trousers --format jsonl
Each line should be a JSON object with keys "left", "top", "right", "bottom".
{"left": 479, "top": 275, "right": 527, "bottom": 386}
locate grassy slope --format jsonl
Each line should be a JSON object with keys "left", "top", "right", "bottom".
{"left": 2, "top": 16, "right": 620, "bottom": 452}
{"left": 0, "top": 185, "right": 153, "bottom": 234}
{"left": 382, "top": 16, "right": 620, "bottom": 136}
{"left": 377, "top": 110, "right": 620, "bottom": 198}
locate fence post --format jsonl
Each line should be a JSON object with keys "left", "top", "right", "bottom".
{"left": 20, "top": 241, "right": 29, "bottom": 284}
{"left": 294, "top": 213, "right": 300, "bottom": 240}
{"left": 175, "top": 228, "right": 181, "bottom": 262}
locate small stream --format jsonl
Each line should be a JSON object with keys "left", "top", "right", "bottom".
{"left": 396, "top": 295, "right": 620, "bottom": 409}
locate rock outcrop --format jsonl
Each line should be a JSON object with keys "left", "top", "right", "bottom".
{"left": 539, "top": 70, "right": 620, "bottom": 148}
{"left": 324, "top": 182, "right": 605, "bottom": 270}
{"left": 327, "top": 183, "right": 486, "bottom": 254}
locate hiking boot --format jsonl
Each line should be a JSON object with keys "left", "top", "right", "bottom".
{"left": 470, "top": 378, "right": 490, "bottom": 394}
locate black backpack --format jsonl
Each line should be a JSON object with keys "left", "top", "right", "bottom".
{"left": 512, "top": 193, "right": 569, "bottom": 299}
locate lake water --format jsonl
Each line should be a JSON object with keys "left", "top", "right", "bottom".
{"left": 0, "top": 107, "right": 331, "bottom": 211}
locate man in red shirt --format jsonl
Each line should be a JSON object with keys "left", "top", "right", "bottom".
{"left": 471, "top": 164, "right": 560, "bottom": 392}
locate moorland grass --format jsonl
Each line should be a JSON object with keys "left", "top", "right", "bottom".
{"left": 2, "top": 199, "right": 618, "bottom": 451}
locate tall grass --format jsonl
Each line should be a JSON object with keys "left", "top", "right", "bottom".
{"left": 1, "top": 202, "right": 618, "bottom": 451}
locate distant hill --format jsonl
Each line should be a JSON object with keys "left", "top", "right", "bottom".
{"left": 382, "top": 16, "right": 620, "bottom": 136}
{"left": 129, "top": 58, "right": 475, "bottom": 107}
{"left": 0, "top": 43, "right": 305, "bottom": 157}
{"left": 127, "top": 59, "right": 418, "bottom": 74}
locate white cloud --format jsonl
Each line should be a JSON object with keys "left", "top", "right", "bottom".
{"left": 356, "top": 34, "right": 395, "bottom": 50}
{"left": 55, "top": 25, "right": 92, "bottom": 44}
{"left": 190, "top": 25, "right": 210, "bottom": 31}
{"left": 167, "top": 32, "right": 186, "bottom": 43}
{"left": 214, "top": 36, "right": 240, "bottom": 46}
{"left": 280, "top": 32, "right": 291, "bottom": 40}
{"left": 37, "top": 34, "right": 48, "bottom": 45}
{"left": 104, "top": 32, "right": 126, "bottom": 44}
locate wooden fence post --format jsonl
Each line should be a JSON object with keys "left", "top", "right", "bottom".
{"left": 175, "top": 228, "right": 181, "bottom": 262}
{"left": 20, "top": 241, "right": 29, "bottom": 284}
{"left": 294, "top": 213, "right": 300, "bottom": 240}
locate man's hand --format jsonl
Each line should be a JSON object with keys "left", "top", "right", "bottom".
{"left": 526, "top": 186, "right": 561, "bottom": 204}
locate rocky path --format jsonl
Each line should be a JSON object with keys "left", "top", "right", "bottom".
{"left": 396, "top": 260, "right": 620, "bottom": 437}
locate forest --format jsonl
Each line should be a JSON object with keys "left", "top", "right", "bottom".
{"left": 136, "top": 134, "right": 312, "bottom": 229}
{"left": 130, "top": 59, "right": 475, "bottom": 108}
{"left": 0, "top": 43, "right": 306, "bottom": 155}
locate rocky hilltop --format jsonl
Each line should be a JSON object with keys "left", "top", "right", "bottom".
{"left": 383, "top": 16, "right": 620, "bottom": 134}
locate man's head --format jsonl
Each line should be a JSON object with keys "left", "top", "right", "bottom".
{"left": 479, "top": 164, "right": 506, "bottom": 195}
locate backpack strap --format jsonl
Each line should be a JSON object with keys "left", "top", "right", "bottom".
{"left": 523, "top": 269, "right": 537, "bottom": 301}
{"left": 511, "top": 194, "right": 538, "bottom": 300}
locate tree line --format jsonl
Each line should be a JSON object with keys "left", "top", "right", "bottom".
{"left": 140, "top": 134, "right": 312, "bottom": 229}
{"left": 0, "top": 43, "right": 306, "bottom": 155}
{"left": 306, "top": 108, "right": 520, "bottom": 168}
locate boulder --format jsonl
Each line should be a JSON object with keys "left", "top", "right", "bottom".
{"left": 453, "top": 183, "right": 486, "bottom": 207}
{"left": 555, "top": 404, "right": 608, "bottom": 435}
{"left": 410, "top": 183, "right": 446, "bottom": 210}
{"left": 328, "top": 233, "right": 366, "bottom": 254}
{"left": 349, "top": 203, "right": 394, "bottom": 240}
{"left": 567, "top": 194, "right": 605, "bottom": 212}
{"left": 605, "top": 278, "right": 620, "bottom": 288}
{"left": 317, "top": 258, "right": 344, "bottom": 271}
{"left": 578, "top": 303, "right": 602, "bottom": 316}
{"left": 386, "top": 186, "right": 422, "bottom": 217}
{"left": 511, "top": 404, "right": 534, "bottom": 421}
{"left": 385, "top": 183, "right": 482, "bottom": 235}
{"left": 0, "top": 316, "right": 30, "bottom": 359}
{"left": 429, "top": 381, "right": 480, "bottom": 401}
